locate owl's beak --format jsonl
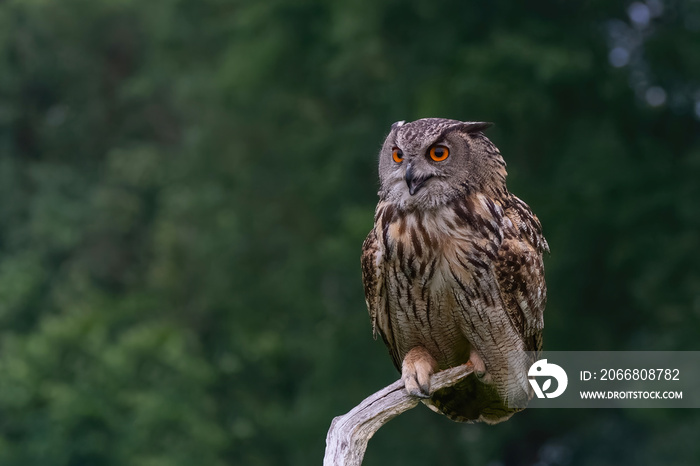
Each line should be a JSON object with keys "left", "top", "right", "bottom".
{"left": 405, "top": 164, "right": 432, "bottom": 196}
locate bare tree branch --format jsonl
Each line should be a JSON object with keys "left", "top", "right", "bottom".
{"left": 323, "top": 364, "right": 474, "bottom": 466}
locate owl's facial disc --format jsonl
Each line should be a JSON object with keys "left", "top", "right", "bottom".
{"left": 405, "top": 163, "right": 433, "bottom": 196}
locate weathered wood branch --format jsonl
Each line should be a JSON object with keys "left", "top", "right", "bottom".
{"left": 323, "top": 364, "right": 474, "bottom": 466}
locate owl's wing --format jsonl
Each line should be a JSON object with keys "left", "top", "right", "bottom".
{"left": 441, "top": 194, "right": 548, "bottom": 410}
{"left": 495, "top": 195, "right": 549, "bottom": 351}
{"left": 361, "top": 228, "right": 400, "bottom": 369}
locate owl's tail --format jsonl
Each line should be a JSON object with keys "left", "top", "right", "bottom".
{"left": 424, "top": 373, "right": 522, "bottom": 424}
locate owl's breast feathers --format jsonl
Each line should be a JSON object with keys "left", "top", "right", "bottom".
{"left": 361, "top": 192, "right": 548, "bottom": 423}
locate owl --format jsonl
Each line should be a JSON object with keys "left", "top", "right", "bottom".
{"left": 361, "top": 118, "right": 548, "bottom": 424}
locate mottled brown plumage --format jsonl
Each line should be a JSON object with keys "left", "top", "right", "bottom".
{"left": 361, "top": 118, "right": 548, "bottom": 423}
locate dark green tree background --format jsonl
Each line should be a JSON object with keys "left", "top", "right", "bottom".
{"left": 0, "top": 0, "right": 698, "bottom": 464}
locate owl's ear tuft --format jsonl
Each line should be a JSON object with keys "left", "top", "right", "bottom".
{"left": 391, "top": 120, "right": 406, "bottom": 130}
{"left": 459, "top": 121, "right": 493, "bottom": 133}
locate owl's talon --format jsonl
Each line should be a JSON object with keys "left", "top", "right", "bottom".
{"left": 402, "top": 346, "right": 438, "bottom": 398}
{"left": 468, "top": 349, "right": 492, "bottom": 383}
{"left": 403, "top": 372, "right": 432, "bottom": 398}
{"left": 403, "top": 372, "right": 431, "bottom": 398}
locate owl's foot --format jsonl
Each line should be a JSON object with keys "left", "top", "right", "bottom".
{"left": 468, "top": 349, "right": 492, "bottom": 383}
{"left": 402, "top": 346, "right": 439, "bottom": 398}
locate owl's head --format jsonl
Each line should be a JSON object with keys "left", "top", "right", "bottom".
{"left": 377, "top": 118, "right": 508, "bottom": 210}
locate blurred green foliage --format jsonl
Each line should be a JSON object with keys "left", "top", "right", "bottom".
{"left": 0, "top": 0, "right": 698, "bottom": 464}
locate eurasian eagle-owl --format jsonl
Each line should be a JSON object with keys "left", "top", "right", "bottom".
{"left": 361, "top": 118, "right": 548, "bottom": 423}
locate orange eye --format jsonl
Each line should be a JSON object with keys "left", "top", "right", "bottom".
{"left": 429, "top": 145, "right": 449, "bottom": 162}
{"left": 392, "top": 148, "right": 403, "bottom": 163}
